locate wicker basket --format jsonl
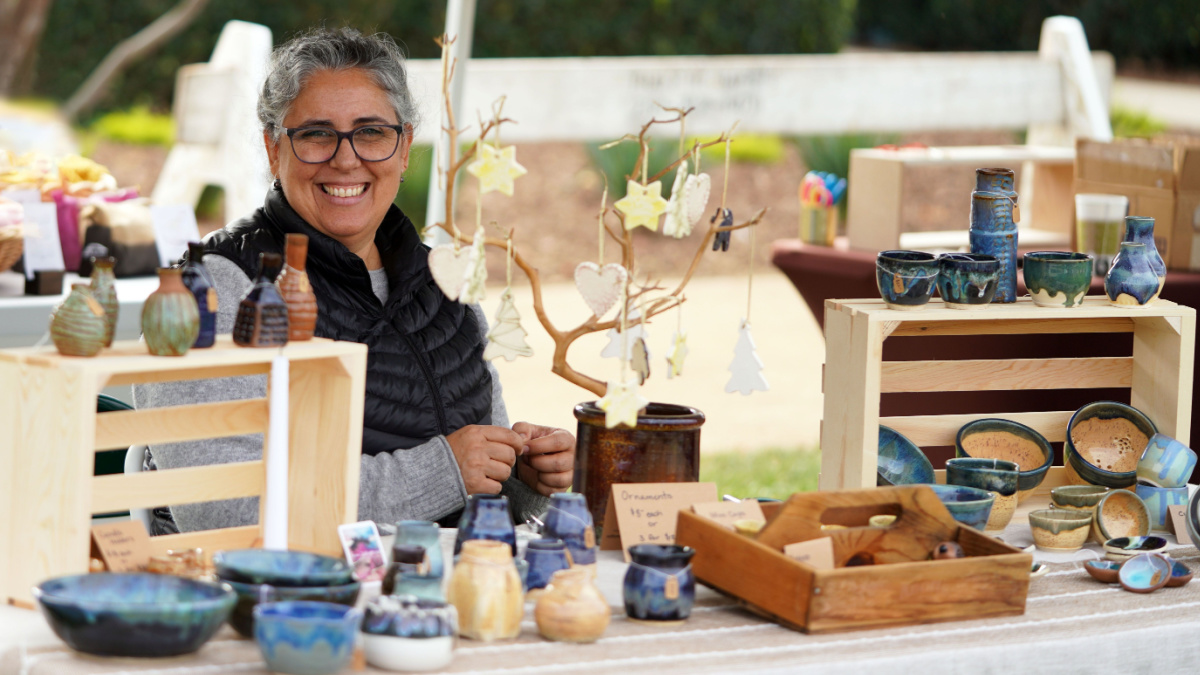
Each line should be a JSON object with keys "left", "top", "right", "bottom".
{"left": 0, "top": 228, "right": 23, "bottom": 274}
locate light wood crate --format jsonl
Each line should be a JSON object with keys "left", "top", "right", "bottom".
{"left": 0, "top": 336, "right": 367, "bottom": 606}
{"left": 819, "top": 297, "right": 1196, "bottom": 492}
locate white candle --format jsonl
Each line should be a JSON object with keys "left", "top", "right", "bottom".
{"left": 262, "top": 354, "right": 290, "bottom": 550}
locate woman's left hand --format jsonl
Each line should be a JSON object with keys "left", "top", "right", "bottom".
{"left": 512, "top": 422, "right": 575, "bottom": 497}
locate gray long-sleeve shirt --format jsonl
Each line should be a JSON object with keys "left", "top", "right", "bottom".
{"left": 133, "top": 255, "right": 548, "bottom": 532}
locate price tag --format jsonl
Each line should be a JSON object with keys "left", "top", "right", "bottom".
{"left": 783, "top": 537, "right": 835, "bottom": 570}
{"left": 600, "top": 482, "right": 717, "bottom": 561}
{"left": 691, "top": 500, "right": 767, "bottom": 531}
{"left": 90, "top": 521, "right": 152, "bottom": 572}
{"left": 20, "top": 202, "right": 64, "bottom": 280}
{"left": 1169, "top": 505, "right": 1192, "bottom": 546}
{"left": 149, "top": 204, "right": 201, "bottom": 268}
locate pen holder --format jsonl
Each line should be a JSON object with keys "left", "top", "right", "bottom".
{"left": 799, "top": 204, "right": 838, "bottom": 247}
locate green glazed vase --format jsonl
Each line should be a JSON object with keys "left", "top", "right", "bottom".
{"left": 49, "top": 284, "right": 108, "bottom": 357}
{"left": 142, "top": 268, "right": 200, "bottom": 356}
{"left": 88, "top": 256, "right": 119, "bottom": 346}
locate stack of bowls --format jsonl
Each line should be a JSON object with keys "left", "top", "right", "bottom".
{"left": 1135, "top": 433, "right": 1195, "bottom": 531}
{"left": 213, "top": 549, "right": 359, "bottom": 638}
{"left": 946, "top": 458, "right": 1019, "bottom": 531}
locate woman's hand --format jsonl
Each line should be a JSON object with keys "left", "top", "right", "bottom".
{"left": 446, "top": 425, "right": 524, "bottom": 495}
{"left": 512, "top": 422, "right": 576, "bottom": 497}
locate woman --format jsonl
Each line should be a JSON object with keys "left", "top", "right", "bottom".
{"left": 134, "top": 27, "right": 574, "bottom": 534}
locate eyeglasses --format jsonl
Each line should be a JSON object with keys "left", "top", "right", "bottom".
{"left": 284, "top": 124, "right": 404, "bottom": 164}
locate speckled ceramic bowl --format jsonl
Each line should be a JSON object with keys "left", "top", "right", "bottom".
{"left": 1084, "top": 560, "right": 1122, "bottom": 584}
{"left": 928, "top": 484, "right": 996, "bottom": 531}
{"left": 1066, "top": 401, "right": 1157, "bottom": 489}
{"left": 945, "top": 458, "right": 1019, "bottom": 531}
{"left": 1029, "top": 508, "right": 1093, "bottom": 552}
{"left": 877, "top": 426, "right": 934, "bottom": 486}
{"left": 1103, "top": 535, "right": 1168, "bottom": 562}
{"left": 1091, "top": 490, "right": 1151, "bottom": 545}
{"left": 1050, "top": 485, "right": 1109, "bottom": 511}
{"left": 955, "top": 418, "right": 1053, "bottom": 500}
{"left": 1118, "top": 553, "right": 1172, "bottom": 593}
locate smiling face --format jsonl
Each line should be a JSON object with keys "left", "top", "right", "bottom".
{"left": 265, "top": 67, "right": 411, "bottom": 262}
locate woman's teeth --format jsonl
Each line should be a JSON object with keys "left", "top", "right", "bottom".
{"left": 322, "top": 184, "right": 365, "bottom": 198}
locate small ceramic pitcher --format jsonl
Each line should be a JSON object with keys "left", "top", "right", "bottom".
{"left": 534, "top": 567, "right": 610, "bottom": 643}
{"left": 446, "top": 540, "right": 523, "bottom": 642}
{"left": 623, "top": 544, "right": 696, "bottom": 624}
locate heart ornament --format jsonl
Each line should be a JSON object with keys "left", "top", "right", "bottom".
{"left": 574, "top": 262, "right": 628, "bottom": 317}
{"left": 685, "top": 173, "right": 712, "bottom": 226}
{"left": 428, "top": 244, "right": 474, "bottom": 300}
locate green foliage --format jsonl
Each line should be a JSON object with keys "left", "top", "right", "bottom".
{"left": 1110, "top": 105, "right": 1168, "bottom": 139}
{"left": 698, "top": 134, "right": 787, "bottom": 165}
{"left": 395, "top": 144, "right": 433, "bottom": 231}
{"left": 586, "top": 140, "right": 681, "bottom": 200}
{"left": 699, "top": 447, "right": 821, "bottom": 500}
{"left": 88, "top": 106, "right": 174, "bottom": 146}
{"left": 790, "top": 133, "right": 897, "bottom": 179}
{"left": 196, "top": 185, "right": 224, "bottom": 220}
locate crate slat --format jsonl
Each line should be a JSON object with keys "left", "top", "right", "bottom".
{"left": 881, "top": 410, "right": 1073, "bottom": 446}
{"left": 91, "top": 461, "right": 266, "bottom": 513}
{"left": 147, "top": 525, "right": 262, "bottom": 561}
{"left": 95, "top": 399, "right": 269, "bottom": 450}
{"left": 880, "top": 357, "right": 1132, "bottom": 393}
{"left": 887, "top": 317, "right": 1135, "bottom": 337}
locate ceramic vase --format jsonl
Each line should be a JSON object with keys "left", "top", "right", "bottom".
{"left": 396, "top": 520, "right": 444, "bottom": 578}
{"left": 1122, "top": 216, "right": 1166, "bottom": 292}
{"left": 446, "top": 540, "right": 523, "bottom": 642}
{"left": 454, "top": 494, "right": 516, "bottom": 556}
{"left": 88, "top": 256, "right": 118, "bottom": 346}
{"left": 534, "top": 567, "right": 610, "bottom": 643}
{"left": 542, "top": 493, "right": 597, "bottom": 566}
{"left": 574, "top": 402, "right": 704, "bottom": 533}
{"left": 969, "top": 190, "right": 1018, "bottom": 303}
{"left": 276, "top": 233, "right": 318, "bottom": 341}
{"left": 180, "top": 242, "right": 217, "bottom": 348}
{"left": 523, "top": 539, "right": 572, "bottom": 597}
{"left": 233, "top": 253, "right": 289, "bottom": 347}
{"left": 1105, "top": 242, "right": 1160, "bottom": 307}
{"left": 623, "top": 544, "right": 696, "bottom": 623}
{"left": 382, "top": 544, "right": 427, "bottom": 596}
{"left": 49, "top": 284, "right": 108, "bottom": 357}
{"left": 975, "top": 168, "right": 1017, "bottom": 201}
{"left": 142, "top": 268, "right": 200, "bottom": 357}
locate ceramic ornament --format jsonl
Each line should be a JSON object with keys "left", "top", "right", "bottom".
{"left": 596, "top": 377, "right": 649, "bottom": 429}
{"left": 600, "top": 309, "right": 647, "bottom": 360}
{"left": 466, "top": 143, "right": 527, "bottom": 197}
{"left": 631, "top": 337, "right": 651, "bottom": 385}
{"left": 428, "top": 243, "right": 473, "bottom": 300}
{"left": 712, "top": 208, "right": 734, "bottom": 252}
{"left": 484, "top": 289, "right": 533, "bottom": 362}
{"left": 574, "top": 262, "right": 628, "bottom": 317}
{"left": 663, "top": 160, "right": 691, "bottom": 239}
{"left": 614, "top": 180, "right": 669, "bottom": 231}
{"left": 461, "top": 228, "right": 488, "bottom": 305}
{"left": 725, "top": 321, "right": 769, "bottom": 395}
{"left": 666, "top": 331, "right": 688, "bottom": 379}
{"left": 685, "top": 173, "right": 712, "bottom": 226}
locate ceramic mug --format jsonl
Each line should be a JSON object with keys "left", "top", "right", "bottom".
{"left": 945, "top": 458, "right": 1019, "bottom": 531}
{"left": 1134, "top": 483, "right": 1189, "bottom": 532}
{"left": 623, "top": 544, "right": 696, "bottom": 623}
{"left": 454, "top": 494, "right": 517, "bottom": 556}
{"left": 542, "top": 493, "right": 598, "bottom": 566}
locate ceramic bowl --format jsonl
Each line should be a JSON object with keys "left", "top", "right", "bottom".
{"left": 876, "top": 250, "right": 939, "bottom": 310}
{"left": 1028, "top": 508, "right": 1093, "bottom": 552}
{"left": 1104, "top": 535, "right": 1168, "bottom": 562}
{"left": 936, "top": 253, "right": 999, "bottom": 310}
{"left": 362, "top": 596, "right": 457, "bottom": 672}
{"left": 877, "top": 426, "right": 934, "bottom": 486}
{"left": 945, "top": 458, "right": 1019, "bottom": 530}
{"left": 1023, "top": 251, "right": 1094, "bottom": 308}
{"left": 1066, "top": 401, "right": 1157, "bottom": 489}
{"left": 1166, "top": 559, "right": 1193, "bottom": 587}
{"left": 1137, "top": 433, "right": 1197, "bottom": 488}
{"left": 1092, "top": 489, "right": 1151, "bottom": 544}
{"left": 927, "top": 485, "right": 995, "bottom": 531}
{"left": 1118, "top": 553, "right": 1172, "bottom": 594}
{"left": 1050, "top": 485, "right": 1109, "bottom": 511}
{"left": 955, "top": 418, "right": 1053, "bottom": 499}
{"left": 1083, "top": 560, "right": 1122, "bottom": 584}
{"left": 33, "top": 573, "right": 235, "bottom": 657}
{"left": 213, "top": 549, "right": 353, "bottom": 587}
{"left": 1134, "top": 483, "right": 1189, "bottom": 532}
{"left": 224, "top": 578, "right": 360, "bottom": 638}
{"left": 1188, "top": 489, "right": 1200, "bottom": 551}
{"left": 254, "top": 601, "right": 363, "bottom": 675}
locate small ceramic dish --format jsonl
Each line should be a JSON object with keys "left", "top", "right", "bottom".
{"left": 1050, "top": 485, "right": 1108, "bottom": 511}
{"left": 1065, "top": 401, "right": 1157, "bottom": 489}
{"left": 1091, "top": 490, "right": 1151, "bottom": 545}
{"left": 1029, "top": 508, "right": 1093, "bottom": 552}
{"left": 1117, "top": 553, "right": 1172, "bottom": 594}
{"left": 945, "top": 458, "right": 1019, "bottom": 530}
{"left": 927, "top": 484, "right": 995, "bottom": 531}
{"left": 1137, "top": 433, "right": 1197, "bottom": 488}
{"left": 955, "top": 418, "right": 1053, "bottom": 500}
{"left": 1083, "top": 560, "right": 1122, "bottom": 584}
{"left": 877, "top": 426, "right": 934, "bottom": 486}
{"left": 877, "top": 250, "right": 939, "bottom": 310}
{"left": 1166, "top": 559, "right": 1193, "bottom": 587}
{"left": 1103, "top": 535, "right": 1168, "bottom": 562}
{"left": 213, "top": 549, "right": 354, "bottom": 588}
{"left": 1030, "top": 561, "right": 1049, "bottom": 579}
{"left": 254, "top": 601, "right": 362, "bottom": 675}
{"left": 1022, "top": 251, "right": 1093, "bottom": 308}
{"left": 1134, "top": 483, "right": 1189, "bottom": 532}
{"left": 936, "top": 253, "right": 999, "bottom": 309}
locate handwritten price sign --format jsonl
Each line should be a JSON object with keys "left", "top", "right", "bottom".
{"left": 601, "top": 482, "right": 717, "bottom": 561}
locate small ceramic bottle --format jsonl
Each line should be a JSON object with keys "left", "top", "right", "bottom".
{"left": 523, "top": 539, "right": 572, "bottom": 598}
{"left": 534, "top": 567, "right": 610, "bottom": 643}
{"left": 382, "top": 544, "right": 426, "bottom": 596}
{"left": 142, "top": 268, "right": 200, "bottom": 356}
{"left": 454, "top": 494, "right": 516, "bottom": 556}
{"left": 180, "top": 242, "right": 217, "bottom": 348}
{"left": 1122, "top": 216, "right": 1166, "bottom": 292}
{"left": 623, "top": 544, "right": 696, "bottom": 624}
{"left": 1105, "top": 241, "right": 1161, "bottom": 307}
{"left": 542, "top": 493, "right": 597, "bottom": 566}
{"left": 446, "top": 540, "right": 523, "bottom": 642}
{"left": 968, "top": 190, "right": 1019, "bottom": 303}
{"left": 49, "top": 284, "right": 108, "bottom": 357}
{"left": 233, "top": 253, "right": 289, "bottom": 347}
{"left": 276, "top": 233, "right": 318, "bottom": 341}
{"left": 88, "top": 256, "right": 118, "bottom": 347}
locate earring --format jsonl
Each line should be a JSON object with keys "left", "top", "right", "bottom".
{"left": 273, "top": 179, "right": 281, "bottom": 190}
{"left": 400, "top": 175, "right": 406, "bottom": 183}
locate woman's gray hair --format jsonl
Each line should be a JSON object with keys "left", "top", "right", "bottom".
{"left": 258, "top": 27, "right": 419, "bottom": 141}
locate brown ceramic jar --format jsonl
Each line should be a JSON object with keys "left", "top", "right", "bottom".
{"left": 533, "top": 567, "right": 610, "bottom": 643}
{"left": 276, "top": 233, "right": 317, "bottom": 341}
{"left": 446, "top": 540, "right": 523, "bottom": 642}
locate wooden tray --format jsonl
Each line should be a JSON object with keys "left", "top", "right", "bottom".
{"left": 676, "top": 485, "right": 1031, "bottom": 634}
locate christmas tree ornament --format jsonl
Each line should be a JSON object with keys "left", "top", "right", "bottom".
{"left": 631, "top": 337, "right": 651, "bottom": 385}
{"left": 725, "top": 320, "right": 769, "bottom": 395}
{"left": 685, "top": 173, "right": 712, "bottom": 226}
{"left": 485, "top": 237, "right": 533, "bottom": 361}
{"left": 712, "top": 208, "right": 733, "bottom": 252}
{"left": 600, "top": 308, "right": 647, "bottom": 361}
{"left": 466, "top": 142, "right": 527, "bottom": 196}
{"left": 574, "top": 262, "right": 627, "bottom": 317}
{"left": 663, "top": 160, "right": 691, "bottom": 239}
{"left": 615, "top": 180, "right": 669, "bottom": 232}
{"left": 429, "top": 242, "right": 472, "bottom": 301}
{"left": 666, "top": 330, "right": 688, "bottom": 379}
{"left": 596, "top": 378, "right": 649, "bottom": 429}
{"left": 461, "top": 225, "right": 489, "bottom": 304}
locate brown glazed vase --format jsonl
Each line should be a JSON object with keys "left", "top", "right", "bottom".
{"left": 88, "top": 256, "right": 118, "bottom": 346}
{"left": 49, "top": 284, "right": 107, "bottom": 357}
{"left": 573, "top": 402, "right": 705, "bottom": 531}
{"left": 276, "top": 233, "right": 318, "bottom": 341}
{"left": 233, "top": 253, "right": 289, "bottom": 347}
{"left": 142, "top": 268, "right": 200, "bottom": 356}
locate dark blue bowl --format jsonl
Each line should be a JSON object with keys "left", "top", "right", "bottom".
{"left": 937, "top": 253, "right": 999, "bottom": 309}
{"left": 34, "top": 573, "right": 235, "bottom": 657}
{"left": 928, "top": 484, "right": 996, "bottom": 530}
{"left": 224, "top": 578, "right": 360, "bottom": 638}
{"left": 876, "top": 250, "right": 939, "bottom": 310}
{"left": 877, "top": 426, "right": 934, "bottom": 486}
{"left": 213, "top": 549, "right": 354, "bottom": 588}
{"left": 1066, "top": 401, "right": 1157, "bottom": 489}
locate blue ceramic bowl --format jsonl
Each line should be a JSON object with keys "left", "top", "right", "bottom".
{"left": 213, "top": 549, "right": 354, "bottom": 588}
{"left": 955, "top": 418, "right": 1053, "bottom": 495}
{"left": 1066, "top": 401, "right": 1157, "bottom": 489}
{"left": 624, "top": 544, "right": 695, "bottom": 622}
{"left": 937, "top": 253, "right": 999, "bottom": 309}
{"left": 927, "top": 484, "right": 996, "bottom": 530}
{"left": 543, "top": 492, "right": 597, "bottom": 566}
{"left": 1118, "top": 553, "right": 1171, "bottom": 593}
{"left": 363, "top": 595, "right": 457, "bottom": 638}
{"left": 254, "top": 601, "right": 363, "bottom": 675}
{"left": 1137, "top": 433, "right": 1197, "bottom": 488}
{"left": 524, "top": 539, "right": 572, "bottom": 592}
{"left": 225, "top": 578, "right": 360, "bottom": 638}
{"left": 1084, "top": 560, "right": 1122, "bottom": 583}
{"left": 1167, "top": 559, "right": 1193, "bottom": 587}
{"left": 1023, "top": 251, "right": 1093, "bottom": 308}
{"left": 945, "top": 458, "right": 1019, "bottom": 496}
{"left": 33, "top": 573, "right": 235, "bottom": 657}
{"left": 1134, "top": 483, "right": 1189, "bottom": 532}
{"left": 877, "top": 426, "right": 934, "bottom": 486}
{"left": 876, "top": 250, "right": 939, "bottom": 310}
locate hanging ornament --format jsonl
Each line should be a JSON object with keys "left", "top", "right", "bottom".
{"left": 596, "top": 378, "right": 649, "bottom": 429}
{"left": 484, "top": 289, "right": 533, "bottom": 361}
{"left": 466, "top": 142, "right": 527, "bottom": 196}
{"left": 428, "top": 243, "right": 473, "bottom": 300}
{"left": 712, "top": 208, "right": 733, "bottom": 252}
{"left": 631, "top": 337, "right": 651, "bottom": 385}
{"left": 725, "top": 320, "right": 769, "bottom": 395}
{"left": 666, "top": 330, "right": 688, "bottom": 379}
{"left": 663, "top": 160, "right": 691, "bottom": 239}
{"left": 461, "top": 226, "right": 488, "bottom": 304}
{"left": 600, "top": 309, "right": 648, "bottom": 360}
{"left": 574, "top": 262, "right": 628, "bottom": 317}
{"left": 614, "top": 180, "right": 669, "bottom": 231}
{"left": 685, "top": 173, "right": 712, "bottom": 226}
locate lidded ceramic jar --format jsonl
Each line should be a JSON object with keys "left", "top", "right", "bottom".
{"left": 233, "top": 253, "right": 289, "bottom": 347}
{"left": 88, "top": 256, "right": 118, "bottom": 346}
{"left": 446, "top": 540, "right": 523, "bottom": 642}
{"left": 142, "top": 268, "right": 200, "bottom": 356}
{"left": 180, "top": 242, "right": 217, "bottom": 348}
{"left": 49, "top": 283, "right": 108, "bottom": 356}
{"left": 454, "top": 494, "right": 516, "bottom": 556}
{"left": 1105, "top": 241, "right": 1161, "bottom": 307}
{"left": 276, "top": 233, "right": 318, "bottom": 341}
{"left": 623, "top": 544, "right": 696, "bottom": 623}
{"left": 542, "top": 493, "right": 597, "bottom": 566}
{"left": 534, "top": 567, "right": 610, "bottom": 643}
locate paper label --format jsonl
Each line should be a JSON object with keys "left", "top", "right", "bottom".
{"left": 90, "top": 522, "right": 151, "bottom": 572}
{"left": 601, "top": 482, "right": 717, "bottom": 561}
{"left": 691, "top": 500, "right": 767, "bottom": 531}
{"left": 664, "top": 575, "right": 679, "bottom": 599}
{"left": 584, "top": 527, "right": 595, "bottom": 549}
{"left": 20, "top": 202, "right": 64, "bottom": 280}
{"left": 207, "top": 287, "right": 218, "bottom": 312}
{"left": 1169, "top": 505, "right": 1192, "bottom": 546}
{"left": 149, "top": 204, "right": 201, "bottom": 268}
{"left": 783, "top": 537, "right": 835, "bottom": 570}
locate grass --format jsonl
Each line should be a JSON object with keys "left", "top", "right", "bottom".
{"left": 1110, "top": 105, "right": 1168, "bottom": 139}
{"left": 699, "top": 446, "right": 821, "bottom": 501}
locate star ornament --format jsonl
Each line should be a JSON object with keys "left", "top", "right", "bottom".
{"left": 614, "top": 180, "right": 669, "bottom": 231}
{"left": 596, "top": 378, "right": 649, "bottom": 429}
{"left": 466, "top": 143, "right": 527, "bottom": 196}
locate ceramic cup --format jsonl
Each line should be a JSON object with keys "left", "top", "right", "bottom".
{"left": 542, "top": 493, "right": 597, "bottom": 566}
{"left": 1050, "top": 485, "right": 1109, "bottom": 512}
{"left": 1065, "top": 401, "right": 1157, "bottom": 489}
{"left": 927, "top": 484, "right": 995, "bottom": 530}
{"left": 945, "top": 458, "right": 1019, "bottom": 531}
{"left": 1091, "top": 489, "right": 1151, "bottom": 545}
{"left": 1023, "top": 251, "right": 1094, "bottom": 308}
{"left": 876, "top": 250, "right": 939, "bottom": 311}
{"left": 1028, "top": 508, "right": 1093, "bottom": 552}
{"left": 1134, "top": 483, "right": 1189, "bottom": 532}
{"left": 936, "top": 253, "right": 999, "bottom": 310}
{"left": 623, "top": 544, "right": 696, "bottom": 624}
{"left": 254, "top": 601, "right": 362, "bottom": 675}
{"left": 1137, "top": 434, "right": 1197, "bottom": 488}
{"left": 955, "top": 418, "right": 1052, "bottom": 501}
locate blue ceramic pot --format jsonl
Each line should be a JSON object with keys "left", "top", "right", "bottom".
{"left": 524, "top": 539, "right": 572, "bottom": 592}
{"left": 1105, "top": 242, "right": 1160, "bottom": 307}
{"left": 455, "top": 494, "right": 517, "bottom": 555}
{"left": 213, "top": 549, "right": 353, "bottom": 587}
{"left": 975, "top": 167, "right": 1016, "bottom": 198}
{"left": 927, "top": 484, "right": 995, "bottom": 530}
{"left": 877, "top": 425, "right": 933, "bottom": 486}
{"left": 224, "top": 579, "right": 360, "bottom": 638}
{"left": 969, "top": 190, "right": 1019, "bottom": 302}
{"left": 1137, "top": 433, "right": 1197, "bottom": 488}
{"left": 543, "top": 493, "right": 597, "bottom": 565}
{"left": 254, "top": 601, "right": 362, "bottom": 675}
{"left": 1134, "top": 483, "right": 1189, "bottom": 532}
{"left": 382, "top": 544, "right": 427, "bottom": 596}
{"left": 875, "top": 250, "right": 938, "bottom": 310}
{"left": 1023, "top": 251, "right": 1094, "bottom": 308}
{"left": 624, "top": 544, "right": 696, "bottom": 623}
{"left": 33, "top": 573, "right": 235, "bottom": 657}
{"left": 1065, "top": 401, "right": 1157, "bottom": 489}
{"left": 395, "top": 520, "right": 445, "bottom": 578}
{"left": 181, "top": 241, "right": 217, "bottom": 348}
{"left": 936, "top": 253, "right": 998, "bottom": 309}
{"left": 1123, "top": 216, "right": 1166, "bottom": 291}
{"left": 955, "top": 418, "right": 1053, "bottom": 494}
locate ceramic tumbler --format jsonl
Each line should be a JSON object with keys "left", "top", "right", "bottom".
{"left": 142, "top": 268, "right": 200, "bottom": 356}
{"left": 936, "top": 253, "right": 998, "bottom": 310}
{"left": 88, "top": 256, "right": 118, "bottom": 346}
{"left": 523, "top": 539, "right": 572, "bottom": 595}
{"left": 395, "top": 520, "right": 444, "bottom": 578}
{"left": 233, "top": 252, "right": 289, "bottom": 347}
{"left": 1122, "top": 216, "right": 1166, "bottom": 292}
{"left": 1105, "top": 242, "right": 1161, "bottom": 307}
{"left": 381, "top": 544, "right": 426, "bottom": 596}
{"left": 875, "top": 250, "right": 939, "bottom": 310}
{"left": 542, "top": 493, "right": 597, "bottom": 566}
{"left": 1137, "top": 434, "right": 1197, "bottom": 488}
{"left": 446, "top": 540, "right": 523, "bottom": 641}
{"left": 50, "top": 284, "right": 108, "bottom": 357}
{"left": 969, "top": 190, "right": 1018, "bottom": 303}
{"left": 454, "top": 494, "right": 516, "bottom": 556}
{"left": 180, "top": 242, "right": 217, "bottom": 348}
{"left": 276, "top": 233, "right": 318, "bottom": 341}
{"left": 1135, "top": 483, "right": 1189, "bottom": 532}
{"left": 623, "top": 544, "right": 696, "bottom": 623}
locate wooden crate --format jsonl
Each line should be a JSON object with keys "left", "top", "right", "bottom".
{"left": 0, "top": 336, "right": 367, "bottom": 606}
{"left": 676, "top": 486, "right": 1031, "bottom": 633}
{"left": 819, "top": 297, "right": 1196, "bottom": 492}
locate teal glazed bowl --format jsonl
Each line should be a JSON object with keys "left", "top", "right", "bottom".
{"left": 945, "top": 458, "right": 1019, "bottom": 497}
{"left": 1134, "top": 483, "right": 1189, "bottom": 532}
{"left": 255, "top": 601, "right": 363, "bottom": 675}
{"left": 1066, "top": 401, "right": 1157, "bottom": 489}
{"left": 1137, "top": 433, "right": 1197, "bottom": 488}
{"left": 955, "top": 418, "right": 1053, "bottom": 495}
{"left": 1050, "top": 485, "right": 1108, "bottom": 511}
{"left": 1023, "top": 251, "right": 1094, "bottom": 308}
{"left": 877, "top": 426, "right": 934, "bottom": 486}
{"left": 928, "top": 484, "right": 995, "bottom": 530}
{"left": 213, "top": 549, "right": 354, "bottom": 588}
{"left": 876, "top": 250, "right": 939, "bottom": 310}
{"left": 936, "top": 253, "right": 999, "bottom": 310}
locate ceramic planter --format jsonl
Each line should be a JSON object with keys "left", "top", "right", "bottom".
{"left": 945, "top": 458, "right": 1019, "bottom": 531}
{"left": 542, "top": 493, "right": 597, "bottom": 566}
{"left": 233, "top": 252, "right": 289, "bottom": 347}
{"left": 446, "top": 540, "right": 523, "bottom": 642}
{"left": 88, "top": 256, "right": 118, "bottom": 346}
{"left": 1105, "top": 242, "right": 1160, "bottom": 307}
{"left": 875, "top": 250, "right": 938, "bottom": 310}
{"left": 50, "top": 284, "right": 108, "bottom": 357}
{"left": 142, "top": 268, "right": 200, "bottom": 357}
{"left": 1022, "top": 251, "right": 1093, "bottom": 308}
{"left": 276, "top": 233, "right": 318, "bottom": 341}
{"left": 969, "top": 190, "right": 1018, "bottom": 302}
{"left": 395, "top": 520, "right": 444, "bottom": 578}
{"left": 1122, "top": 216, "right": 1166, "bottom": 292}
{"left": 180, "top": 242, "right": 217, "bottom": 348}
{"left": 936, "top": 253, "right": 998, "bottom": 310}
{"left": 623, "top": 544, "right": 696, "bottom": 624}
{"left": 453, "top": 494, "right": 516, "bottom": 556}
{"left": 534, "top": 567, "right": 610, "bottom": 643}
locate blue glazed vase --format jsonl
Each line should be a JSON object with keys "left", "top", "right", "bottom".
{"left": 623, "top": 544, "right": 696, "bottom": 623}
{"left": 1122, "top": 216, "right": 1166, "bottom": 292}
{"left": 524, "top": 539, "right": 572, "bottom": 592}
{"left": 181, "top": 242, "right": 217, "bottom": 348}
{"left": 1105, "top": 242, "right": 1160, "bottom": 307}
{"left": 395, "top": 520, "right": 444, "bottom": 578}
{"left": 936, "top": 253, "right": 998, "bottom": 309}
{"left": 969, "top": 190, "right": 1019, "bottom": 303}
{"left": 454, "top": 494, "right": 516, "bottom": 556}
{"left": 875, "top": 250, "right": 939, "bottom": 310}
{"left": 254, "top": 601, "right": 362, "bottom": 675}
{"left": 542, "top": 493, "right": 597, "bottom": 565}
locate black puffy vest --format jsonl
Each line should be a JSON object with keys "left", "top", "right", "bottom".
{"left": 203, "top": 186, "right": 492, "bottom": 454}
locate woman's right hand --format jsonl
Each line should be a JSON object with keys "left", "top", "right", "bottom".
{"left": 446, "top": 425, "right": 523, "bottom": 494}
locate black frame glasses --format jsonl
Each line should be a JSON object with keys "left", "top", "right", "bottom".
{"left": 283, "top": 124, "right": 405, "bottom": 164}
